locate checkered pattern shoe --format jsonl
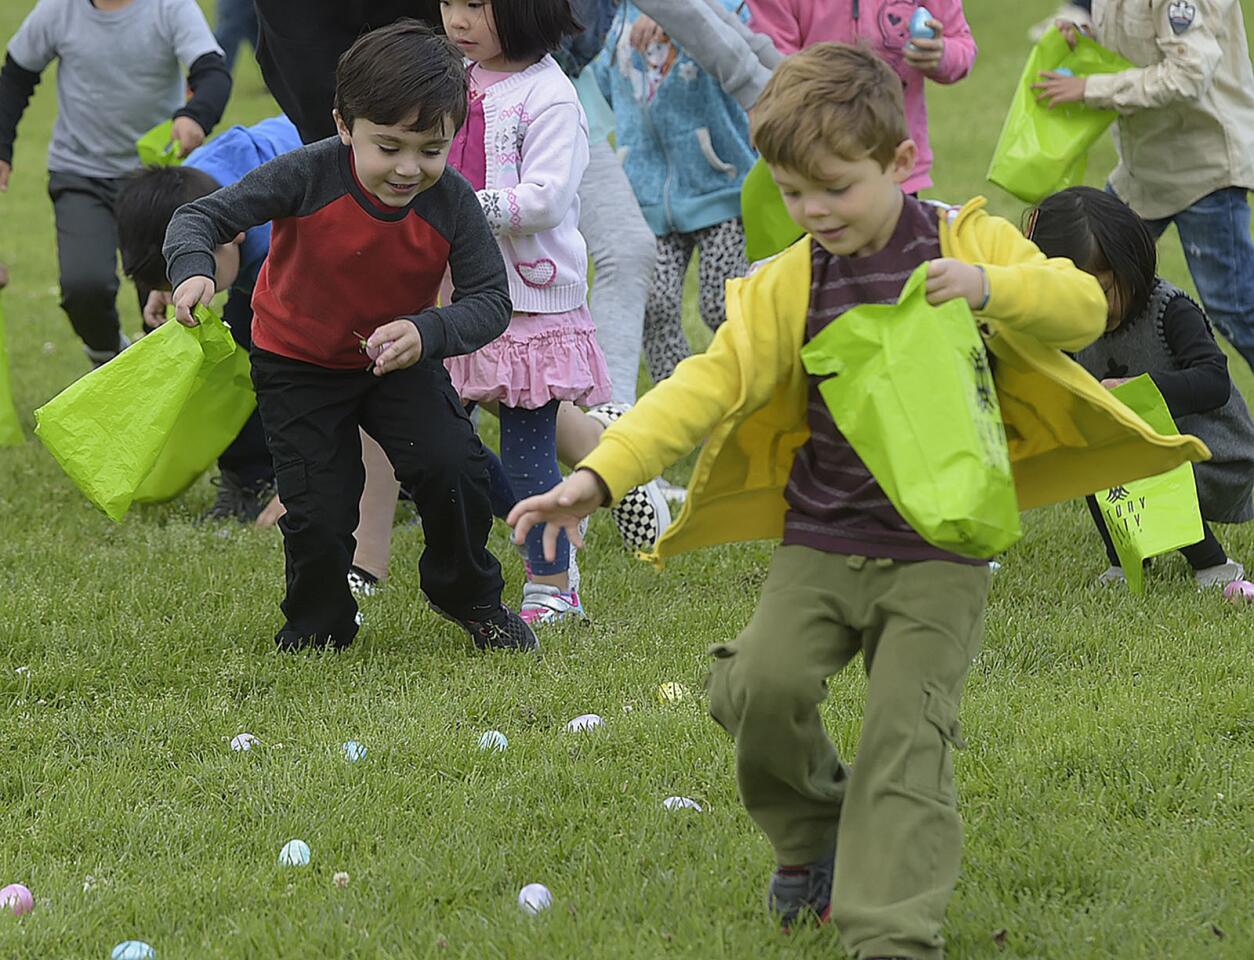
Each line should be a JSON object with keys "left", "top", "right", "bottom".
{"left": 586, "top": 403, "right": 672, "bottom": 551}
{"left": 518, "top": 581, "right": 586, "bottom": 626}
{"left": 347, "top": 565, "right": 379, "bottom": 597}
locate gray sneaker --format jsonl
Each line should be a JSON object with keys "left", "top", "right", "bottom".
{"left": 1096, "top": 565, "right": 1126, "bottom": 586}
{"left": 1195, "top": 559, "right": 1244, "bottom": 589}
{"left": 767, "top": 854, "right": 833, "bottom": 929}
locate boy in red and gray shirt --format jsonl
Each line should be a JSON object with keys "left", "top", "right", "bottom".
{"left": 165, "top": 21, "right": 536, "bottom": 654}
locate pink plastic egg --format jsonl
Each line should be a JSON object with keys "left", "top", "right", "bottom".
{"left": 0, "top": 883, "right": 34, "bottom": 917}
{"left": 1222, "top": 579, "right": 1254, "bottom": 604}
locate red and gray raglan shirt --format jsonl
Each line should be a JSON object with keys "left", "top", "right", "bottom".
{"left": 163, "top": 136, "right": 512, "bottom": 369}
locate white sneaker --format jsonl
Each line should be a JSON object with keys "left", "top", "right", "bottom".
{"left": 1096, "top": 565, "right": 1126, "bottom": 586}
{"left": 1195, "top": 559, "right": 1244, "bottom": 589}
{"left": 347, "top": 567, "right": 378, "bottom": 597}
{"left": 519, "top": 581, "right": 587, "bottom": 626}
{"left": 654, "top": 477, "right": 688, "bottom": 506}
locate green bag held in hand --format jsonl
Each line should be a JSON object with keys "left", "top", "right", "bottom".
{"left": 987, "top": 28, "right": 1132, "bottom": 203}
{"left": 741, "top": 157, "right": 804, "bottom": 263}
{"left": 34, "top": 305, "right": 256, "bottom": 521}
{"left": 1095, "top": 375, "right": 1204, "bottom": 594}
{"left": 0, "top": 299, "right": 24, "bottom": 447}
{"left": 800, "top": 263, "right": 1021, "bottom": 558}
{"left": 136, "top": 120, "right": 182, "bottom": 166}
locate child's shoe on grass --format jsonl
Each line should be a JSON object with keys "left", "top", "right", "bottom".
{"left": 432, "top": 603, "right": 539, "bottom": 652}
{"left": 519, "top": 582, "right": 586, "bottom": 626}
{"left": 1196, "top": 559, "right": 1244, "bottom": 589}
{"left": 767, "top": 854, "right": 833, "bottom": 929}
{"left": 1096, "top": 565, "right": 1126, "bottom": 586}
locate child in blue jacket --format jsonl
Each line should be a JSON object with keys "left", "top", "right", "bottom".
{"left": 594, "top": 1, "right": 755, "bottom": 383}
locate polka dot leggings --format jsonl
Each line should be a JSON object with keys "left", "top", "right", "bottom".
{"left": 498, "top": 400, "right": 569, "bottom": 576}
{"left": 642, "top": 216, "right": 749, "bottom": 383}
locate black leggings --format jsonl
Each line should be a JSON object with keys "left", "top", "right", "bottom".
{"left": 1085, "top": 495, "right": 1225, "bottom": 570}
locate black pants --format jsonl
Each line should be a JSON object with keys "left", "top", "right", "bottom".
{"left": 1085, "top": 495, "right": 1226, "bottom": 570}
{"left": 48, "top": 170, "right": 147, "bottom": 353}
{"left": 217, "top": 288, "right": 273, "bottom": 488}
{"left": 250, "top": 347, "right": 504, "bottom": 642}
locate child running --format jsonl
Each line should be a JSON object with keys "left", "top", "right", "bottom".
{"left": 440, "top": 0, "right": 612, "bottom": 625}
{"left": 0, "top": 0, "right": 230, "bottom": 367}
{"left": 116, "top": 115, "right": 303, "bottom": 524}
{"left": 1034, "top": 2, "right": 1254, "bottom": 376}
{"left": 1029, "top": 186, "right": 1254, "bottom": 588}
{"left": 594, "top": 2, "right": 755, "bottom": 383}
{"left": 165, "top": 21, "right": 536, "bottom": 654}
{"left": 510, "top": 43, "right": 1204, "bottom": 958}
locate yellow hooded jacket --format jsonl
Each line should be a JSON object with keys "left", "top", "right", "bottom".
{"left": 580, "top": 198, "right": 1210, "bottom": 566}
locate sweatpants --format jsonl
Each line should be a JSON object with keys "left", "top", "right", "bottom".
{"left": 48, "top": 170, "right": 146, "bottom": 355}
{"left": 706, "top": 545, "right": 990, "bottom": 960}
{"left": 643, "top": 217, "right": 748, "bottom": 383}
{"left": 250, "top": 348, "right": 504, "bottom": 645}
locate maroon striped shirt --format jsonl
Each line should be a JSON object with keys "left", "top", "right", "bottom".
{"left": 782, "top": 196, "right": 982, "bottom": 565}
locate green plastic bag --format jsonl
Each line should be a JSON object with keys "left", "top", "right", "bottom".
{"left": 0, "top": 298, "right": 24, "bottom": 447}
{"left": 987, "top": 28, "right": 1132, "bottom": 203}
{"left": 741, "top": 157, "right": 804, "bottom": 263}
{"left": 800, "top": 263, "right": 1021, "bottom": 558}
{"left": 34, "top": 305, "right": 256, "bottom": 521}
{"left": 1095, "top": 376, "right": 1204, "bottom": 594}
{"left": 136, "top": 120, "right": 182, "bottom": 166}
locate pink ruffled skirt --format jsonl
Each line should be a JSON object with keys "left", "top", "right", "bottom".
{"left": 445, "top": 306, "right": 613, "bottom": 410}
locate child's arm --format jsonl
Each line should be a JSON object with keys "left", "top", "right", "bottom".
{"left": 909, "top": 0, "right": 978, "bottom": 85}
{"left": 1083, "top": 0, "right": 1226, "bottom": 112}
{"left": 1147, "top": 296, "right": 1231, "bottom": 417}
{"left": 942, "top": 212, "right": 1107, "bottom": 352}
{"left": 164, "top": 150, "right": 313, "bottom": 324}
{"left": 0, "top": 2, "right": 58, "bottom": 189}
{"left": 406, "top": 184, "right": 512, "bottom": 362}
{"left": 162, "top": 0, "right": 232, "bottom": 155}
{"left": 477, "top": 101, "right": 589, "bottom": 238}
{"left": 744, "top": 0, "right": 804, "bottom": 55}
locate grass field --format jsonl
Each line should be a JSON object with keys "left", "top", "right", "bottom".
{"left": 3, "top": 2, "right": 1254, "bottom": 957}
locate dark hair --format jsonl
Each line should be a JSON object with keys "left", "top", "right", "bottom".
{"left": 335, "top": 19, "right": 468, "bottom": 134}
{"left": 1026, "top": 186, "right": 1157, "bottom": 325}
{"left": 117, "top": 165, "right": 223, "bottom": 291}
{"left": 490, "top": 0, "right": 583, "bottom": 63}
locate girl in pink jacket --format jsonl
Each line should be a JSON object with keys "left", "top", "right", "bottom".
{"left": 745, "top": 0, "right": 977, "bottom": 194}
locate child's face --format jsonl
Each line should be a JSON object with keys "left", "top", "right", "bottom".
{"left": 1095, "top": 269, "right": 1125, "bottom": 332}
{"left": 441, "top": 0, "right": 507, "bottom": 69}
{"left": 770, "top": 141, "right": 918, "bottom": 258}
{"left": 334, "top": 112, "right": 454, "bottom": 207}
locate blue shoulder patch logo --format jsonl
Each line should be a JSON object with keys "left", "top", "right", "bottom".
{"left": 1168, "top": 1, "right": 1196, "bottom": 35}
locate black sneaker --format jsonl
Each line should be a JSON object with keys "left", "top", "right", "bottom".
{"left": 202, "top": 470, "right": 275, "bottom": 524}
{"left": 767, "top": 854, "right": 833, "bottom": 929}
{"left": 431, "top": 602, "right": 539, "bottom": 652}
{"left": 274, "top": 612, "right": 361, "bottom": 653}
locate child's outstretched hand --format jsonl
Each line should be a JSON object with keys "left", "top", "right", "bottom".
{"left": 903, "top": 18, "right": 945, "bottom": 75}
{"left": 171, "top": 116, "right": 206, "bottom": 157}
{"left": 171, "top": 275, "right": 215, "bottom": 326}
{"left": 369, "top": 320, "right": 423, "bottom": 376}
{"left": 508, "top": 469, "right": 607, "bottom": 563}
{"left": 926, "top": 259, "right": 987, "bottom": 310}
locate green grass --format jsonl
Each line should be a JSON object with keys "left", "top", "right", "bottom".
{"left": 3, "top": 2, "right": 1254, "bottom": 957}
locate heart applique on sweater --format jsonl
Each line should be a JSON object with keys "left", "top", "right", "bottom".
{"left": 516, "top": 259, "right": 557, "bottom": 287}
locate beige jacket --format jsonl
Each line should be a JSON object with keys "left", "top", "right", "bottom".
{"left": 1084, "top": 0, "right": 1254, "bottom": 219}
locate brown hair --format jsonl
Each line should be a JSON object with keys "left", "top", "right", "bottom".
{"left": 335, "top": 19, "right": 468, "bottom": 134}
{"left": 750, "top": 43, "right": 909, "bottom": 179}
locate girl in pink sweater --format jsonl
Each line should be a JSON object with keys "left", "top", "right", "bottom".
{"left": 746, "top": 0, "right": 977, "bottom": 194}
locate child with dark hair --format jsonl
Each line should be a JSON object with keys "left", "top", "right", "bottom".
{"left": 0, "top": 0, "right": 231, "bottom": 367}
{"left": 165, "top": 20, "right": 536, "bottom": 654}
{"left": 116, "top": 114, "right": 303, "bottom": 523}
{"left": 1029, "top": 185, "right": 1254, "bottom": 589}
{"left": 441, "top": 0, "right": 614, "bottom": 625}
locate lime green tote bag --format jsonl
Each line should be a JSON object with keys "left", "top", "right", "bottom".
{"left": 987, "top": 28, "right": 1132, "bottom": 204}
{"left": 741, "top": 157, "right": 805, "bottom": 264}
{"left": 34, "top": 305, "right": 255, "bottom": 521}
{"left": 136, "top": 120, "right": 183, "bottom": 166}
{"left": 1095, "top": 375, "right": 1204, "bottom": 594}
{"left": 800, "top": 264, "right": 1021, "bottom": 558}
{"left": 0, "top": 299, "right": 24, "bottom": 447}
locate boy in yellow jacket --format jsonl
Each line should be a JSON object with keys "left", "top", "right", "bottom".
{"left": 510, "top": 43, "right": 1205, "bottom": 960}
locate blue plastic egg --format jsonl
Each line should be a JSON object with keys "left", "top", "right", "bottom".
{"left": 909, "top": 6, "right": 936, "bottom": 40}
{"left": 1054, "top": 66, "right": 1075, "bottom": 77}
{"left": 111, "top": 942, "right": 155, "bottom": 960}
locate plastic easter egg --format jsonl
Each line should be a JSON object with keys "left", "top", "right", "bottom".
{"left": 0, "top": 883, "right": 33, "bottom": 917}
{"left": 909, "top": 6, "right": 936, "bottom": 40}
{"left": 565, "top": 714, "right": 604, "bottom": 733}
{"left": 341, "top": 740, "right": 367, "bottom": 762}
{"left": 111, "top": 942, "right": 156, "bottom": 960}
{"left": 478, "top": 730, "right": 508, "bottom": 752}
{"left": 230, "top": 733, "right": 258, "bottom": 752}
{"left": 518, "top": 883, "right": 553, "bottom": 915}
{"left": 278, "top": 839, "right": 311, "bottom": 867}
{"left": 1223, "top": 579, "right": 1254, "bottom": 604}
{"left": 1054, "top": 66, "right": 1075, "bottom": 77}
{"left": 662, "top": 796, "right": 703, "bottom": 812}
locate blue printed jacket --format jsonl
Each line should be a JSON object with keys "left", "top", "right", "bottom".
{"left": 592, "top": 1, "right": 756, "bottom": 236}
